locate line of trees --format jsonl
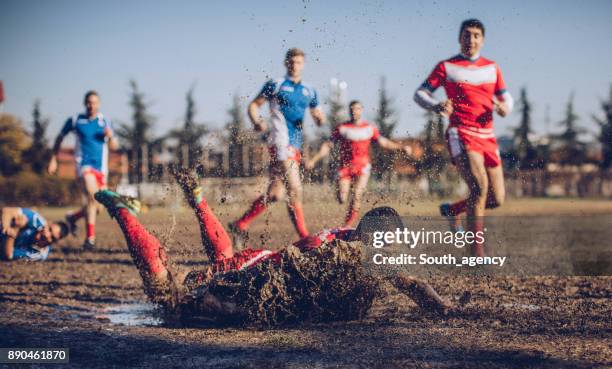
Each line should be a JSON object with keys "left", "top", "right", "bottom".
{"left": 2, "top": 82, "right": 612, "bottom": 183}
{"left": 505, "top": 85, "right": 612, "bottom": 171}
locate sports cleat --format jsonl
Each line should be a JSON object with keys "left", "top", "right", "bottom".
{"left": 440, "top": 203, "right": 464, "bottom": 233}
{"left": 82, "top": 238, "right": 96, "bottom": 250}
{"left": 94, "top": 190, "right": 141, "bottom": 218}
{"left": 64, "top": 214, "right": 78, "bottom": 237}
{"left": 227, "top": 222, "right": 248, "bottom": 251}
{"left": 171, "top": 168, "right": 203, "bottom": 208}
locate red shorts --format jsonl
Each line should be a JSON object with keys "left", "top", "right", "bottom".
{"left": 446, "top": 126, "right": 501, "bottom": 168}
{"left": 268, "top": 146, "right": 302, "bottom": 177}
{"left": 80, "top": 167, "right": 107, "bottom": 188}
{"left": 337, "top": 163, "right": 371, "bottom": 180}
{"left": 268, "top": 145, "right": 302, "bottom": 164}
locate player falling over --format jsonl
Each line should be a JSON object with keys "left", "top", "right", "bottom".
{"left": 48, "top": 90, "right": 119, "bottom": 250}
{"left": 413, "top": 19, "right": 513, "bottom": 257}
{"left": 306, "top": 100, "right": 412, "bottom": 227}
{"left": 1, "top": 207, "right": 69, "bottom": 261}
{"left": 229, "top": 48, "right": 326, "bottom": 244}
{"left": 95, "top": 169, "right": 451, "bottom": 326}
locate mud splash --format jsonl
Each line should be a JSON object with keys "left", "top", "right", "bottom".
{"left": 96, "top": 303, "right": 163, "bottom": 327}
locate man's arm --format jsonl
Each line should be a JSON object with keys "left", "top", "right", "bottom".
{"left": 104, "top": 119, "right": 120, "bottom": 151}
{"left": 494, "top": 91, "right": 514, "bottom": 117}
{"left": 248, "top": 95, "right": 268, "bottom": 132}
{"left": 310, "top": 107, "right": 326, "bottom": 127}
{"left": 305, "top": 141, "right": 332, "bottom": 170}
{"left": 1, "top": 236, "right": 15, "bottom": 261}
{"left": 493, "top": 64, "right": 513, "bottom": 117}
{"left": 48, "top": 118, "right": 73, "bottom": 175}
{"left": 414, "top": 88, "right": 454, "bottom": 117}
{"left": 1, "top": 207, "right": 25, "bottom": 238}
{"left": 377, "top": 136, "right": 412, "bottom": 156}
{"left": 413, "top": 62, "right": 453, "bottom": 116}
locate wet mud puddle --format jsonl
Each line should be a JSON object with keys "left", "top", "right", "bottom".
{"left": 94, "top": 303, "right": 163, "bottom": 327}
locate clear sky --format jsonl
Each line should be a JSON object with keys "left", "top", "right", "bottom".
{"left": 1, "top": 0, "right": 611, "bottom": 142}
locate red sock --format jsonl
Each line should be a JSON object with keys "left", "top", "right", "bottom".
{"left": 469, "top": 218, "right": 486, "bottom": 257}
{"left": 344, "top": 207, "right": 359, "bottom": 228}
{"left": 235, "top": 195, "right": 267, "bottom": 230}
{"left": 86, "top": 223, "right": 95, "bottom": 240}
{"left": 449, "top": 200, "right": 467, "bottom": 216}
{"left": 194, "top": 197, "right": 234, "bottom": 262}
{"left": 115, "top": 208, "right": 168, "bottom": 276}
{"left": 289, "top": 202, "right": 309, "bottom": 238}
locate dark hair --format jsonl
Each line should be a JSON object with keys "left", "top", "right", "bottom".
{"left": 349, "top": 100, "right": 362, "bottom": 108}
{"left": 84, "top": 90, "right": 99, "bottom": 104}
{"left": 459, "top": 19, "right": 485, "bottom": 40}
{"left": 355, "top": 206, "right": 404, "bottom": 244}
{"left": 55, "top": 221, "right": 70, "bottom": 239}
{"left": 285, "top": 48, "right": 305, "bottom": 62}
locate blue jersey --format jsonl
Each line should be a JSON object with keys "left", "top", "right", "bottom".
{"left": 13, "top": 208, "right": 46, "bottom": 250}
{"left": 60, "top": 113, "right": 112, "bottom": 175}
{"left": 259, "top": 77, "right": 319, "bottom": 160}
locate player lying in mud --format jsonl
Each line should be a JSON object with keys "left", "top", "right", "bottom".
{"left": 94, "top": 170, "right": 451, "bottom": 327}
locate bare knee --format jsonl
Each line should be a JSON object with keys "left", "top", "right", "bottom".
{"left": 267, "top": 184, "right": 285, "bottom": 202}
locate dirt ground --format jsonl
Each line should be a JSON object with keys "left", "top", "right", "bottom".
{"left": 1, "top": 187, "right": 611, "bottom": 368}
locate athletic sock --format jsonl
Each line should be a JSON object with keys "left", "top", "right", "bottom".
{"left": 449, "top": 200, "right": 467, "bottom": 216}
{"left": 115, "top": 208, "right": 168, "bottom": 276}
{"left": 344, "top": 207, "right": 359, "bottom": 228}
{"left": 86, "top": 223, "right": 95, "bottom": 241}
{"left": 194, "top": 197, "right": 234, "bottom": 262}
{"left": 469, "top": 217, "right": 486, "bottom": 257}
{"left": 289, "top": 202, "right": 309, "bottom": 238}
{"left": 235, "top": 195, "right": 267, "bottom": 231}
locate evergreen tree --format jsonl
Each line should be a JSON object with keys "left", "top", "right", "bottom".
{"left": 420, "top": 110, "right": 447, "bottom": 195}
{"left": 373, "top": 76, "right": 398, "bottom": 181}
{"left": 24, "top": 100, "right": 51, "bottom": 174}
{"left": 116, "top": 80, "right": 155, "bottom": 183}
{"left": 556, "top": 93, "right": 586, "bottom": 166}
{"left": 512, "top": 87, "right": 538, "bottom": 169}
{"left": 592, "top": 84, "right": 612, "bottom": 169}
{"left": 226, "top": 94, "right": 246, "bottom": 177}
{"left": 168, "top": 86, "right": 208, "bottom": 169}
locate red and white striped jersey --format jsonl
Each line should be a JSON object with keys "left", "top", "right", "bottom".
{"left": 331, "top": 121, "right": 380, "bottom": 168}
{"left": 422, "top": 54, "right": 507, "bottom": 130}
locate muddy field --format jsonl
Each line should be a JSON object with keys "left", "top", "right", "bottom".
{"left": 1, "top": 187, "right": 611, "bottom": 368}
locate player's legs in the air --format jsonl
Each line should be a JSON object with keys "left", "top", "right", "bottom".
{"left": 95, "top": 190, "right": 181, "bottom": 308}
{"left": 345, "top": 171, "right": 370, "bottom": 227}
{"left": 172, "top": 169, "right": 234, "bottom": 263}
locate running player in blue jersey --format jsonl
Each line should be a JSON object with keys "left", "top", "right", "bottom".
{"left": 1, "top": 207, "right": 69, "bottom": 261}
{"left": 230, "top": 48, "right": 326, "bottom": 243}
{"left": 48, "top": 90, "right": 119, "bottom": 249}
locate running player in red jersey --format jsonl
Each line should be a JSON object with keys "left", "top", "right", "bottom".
{"left": 94, "top": 169, "right": 451, "bottom": 324}
{"left": 306, "top": 101, "right": 412, "bottom": 227}
{"left": 229, "top": 48, "right": 326, "bottom": 245}
{"left": 414, "top": 19, "right": 514, "bottom": 257}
